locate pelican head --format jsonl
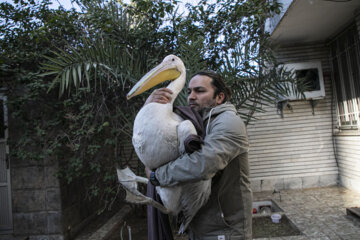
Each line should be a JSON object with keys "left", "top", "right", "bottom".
{"left": 127, "top": 55, "right": 185, "bottom": 100}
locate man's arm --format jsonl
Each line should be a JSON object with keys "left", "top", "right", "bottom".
{"left": 155, "top": 111, "right": 249, "bottom": 187}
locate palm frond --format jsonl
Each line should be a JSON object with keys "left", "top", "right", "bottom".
{"left": 41, "top": 37, "right": 146, "bottom": 96}
{"left": 223, "top": 43, "right": 308, "bottom": 125}
{"left": 174, "top": 36, "right": 207, "bottom": 106}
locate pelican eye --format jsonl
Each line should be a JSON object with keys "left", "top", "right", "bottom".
{"left": 172, "top": 58, "right": 175, "bottom": 61}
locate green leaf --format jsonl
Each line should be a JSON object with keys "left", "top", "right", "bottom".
{"left": 65, "top": 68, "right": 70, "bottom": 90}
{"left": 72, "top": 66, "right": 78, "bottom": 88}
{"left": 38, "top": 71, "right": 60, "bottom": 77}
{"left": 77, "top": 64, "right": 82, "bottom": 83}
{"left": 85, "top": 69, "right": 90, "bottom": 90}
{"left": 60, "top": 71, "right": 66, "bottom": 95}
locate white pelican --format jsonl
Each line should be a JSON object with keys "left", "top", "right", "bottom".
{"left": 117, "top": 55, "right": 211, "bottom": 233}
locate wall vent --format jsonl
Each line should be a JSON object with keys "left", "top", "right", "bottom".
{"left": 284, "top": 61, "right": 325, "bottom": 100}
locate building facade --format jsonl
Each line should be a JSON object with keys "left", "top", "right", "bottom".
{"left": 249, "top": 0, "right": 360, "bottom": 193}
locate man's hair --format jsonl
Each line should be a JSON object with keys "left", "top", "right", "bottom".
{"left": 192, "top": 70, "right": 232, "bottom": 103}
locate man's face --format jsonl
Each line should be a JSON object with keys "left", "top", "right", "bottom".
{"left": 187, "top": 75, "right": 224, "bottom": 113}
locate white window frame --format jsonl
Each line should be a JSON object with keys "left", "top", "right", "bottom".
{"left": 330, "top": 24, "right": 360, "bottom": 130}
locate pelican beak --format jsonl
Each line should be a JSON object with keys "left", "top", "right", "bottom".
{"left": 127, "top": 61, "right": 181, "bottom": 100}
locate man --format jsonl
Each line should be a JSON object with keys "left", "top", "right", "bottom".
{"left": 146, "top": 70, "right": 252, "bottom": 240}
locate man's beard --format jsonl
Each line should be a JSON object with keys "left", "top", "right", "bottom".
{"left": 188, "top": 99, "right": 217, "bottom": 114}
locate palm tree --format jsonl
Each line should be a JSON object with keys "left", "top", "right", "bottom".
{"left": 40, "top": 0, "right": 307, "bottom": 207}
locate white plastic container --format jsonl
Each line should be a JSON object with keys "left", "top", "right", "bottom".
{"left": 271, "top": 213, "right": 281, "bottom": 223}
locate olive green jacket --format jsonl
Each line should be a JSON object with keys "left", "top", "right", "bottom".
{"left": 155, "top": 103, "right": 253, "bottom": 240}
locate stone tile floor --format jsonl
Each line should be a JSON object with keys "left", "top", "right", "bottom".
{"left": 253, "top": 186, "right": 360, "bottom": 240}
{"left": 2, "top": 186, "right": 358, "bottom": 240}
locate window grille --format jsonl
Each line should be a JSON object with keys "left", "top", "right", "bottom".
{"left": 330, "top": 24, "right": 360, "bottom": 130}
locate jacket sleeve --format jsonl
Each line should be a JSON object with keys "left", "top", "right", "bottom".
{"left": 155, "top": 111, "right": 249, "bottom": 187}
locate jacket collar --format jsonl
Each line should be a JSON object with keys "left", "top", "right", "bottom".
{"left": 201, "top": 102, "right": 237, "bottom": 121}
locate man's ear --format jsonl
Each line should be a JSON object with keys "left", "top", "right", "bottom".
{"left": 216, "top": 92, "right": 225, "bottom": 105}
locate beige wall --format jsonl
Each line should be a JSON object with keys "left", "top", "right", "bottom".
{"left": 335, "top": 135, "right": 360, "bottom": 193}
{"left": 249, "top": 43, "right": 338, "bottom": 192}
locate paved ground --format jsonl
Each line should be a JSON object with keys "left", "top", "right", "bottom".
{"left": 253, "top": 186, "right": 360, "bottom": 240}
{"left": 79, "top": 186, "right": 360, "bottom": 240}
{"left": 2, "top": 186, "right": 358, "bottom": 240}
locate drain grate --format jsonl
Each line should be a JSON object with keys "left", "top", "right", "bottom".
{"left": 252, "top": 200, "right": 302, "bottom": 239}
{"left": 252, "top": 214, "right": 302, "bottom": 239}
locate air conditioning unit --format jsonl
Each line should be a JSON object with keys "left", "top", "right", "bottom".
{"left": 283, "top": 61, "right": 325, "bottom": 100}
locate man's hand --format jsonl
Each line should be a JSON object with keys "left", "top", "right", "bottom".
{"left": 145, "top": 166, "right": 152, "bottom": 179}
{"left": 144, "top": 88, "right": 173, "bottom": 105}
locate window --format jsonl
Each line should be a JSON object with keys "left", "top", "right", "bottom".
{"left": 283, "top": 61, "right": 325, "bottom": 100}
{"left": 330, "top": 24, "right": 360, "bottom": 130}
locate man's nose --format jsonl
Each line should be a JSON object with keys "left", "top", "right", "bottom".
{"left": 188, "top": 91, "right": 196, "bottom": 100}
